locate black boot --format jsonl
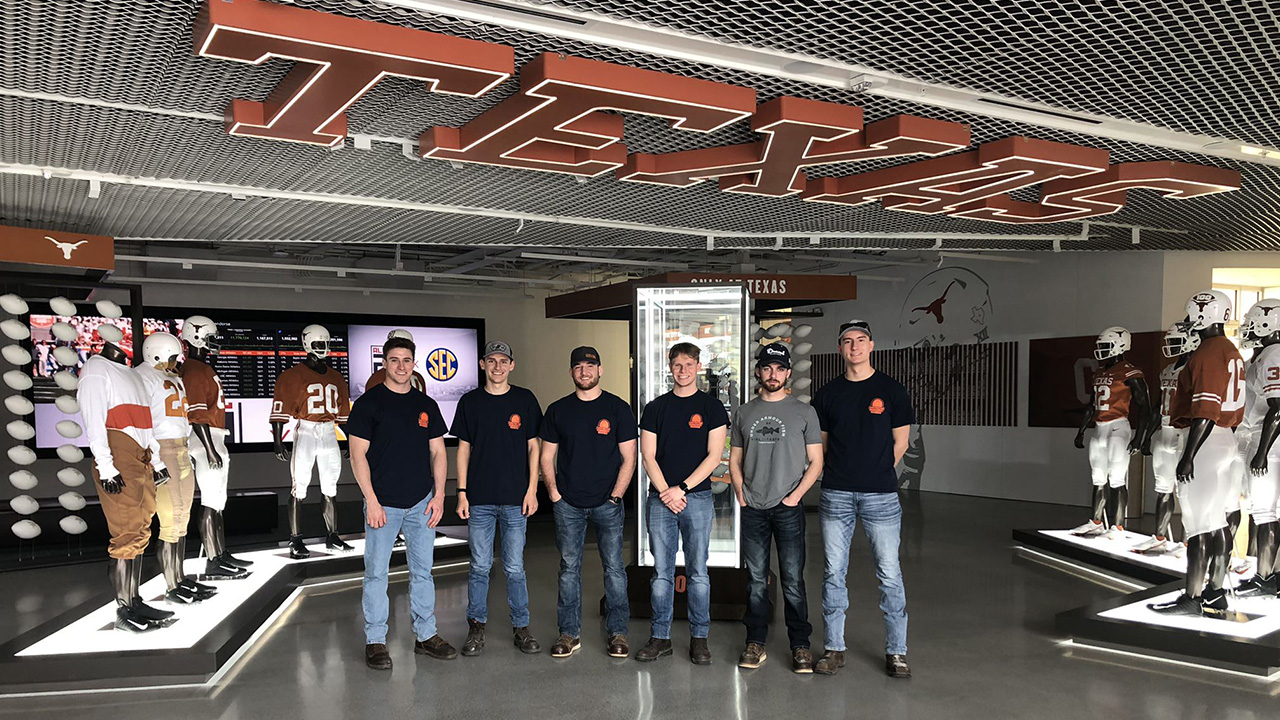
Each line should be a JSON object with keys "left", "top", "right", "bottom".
{"left": 214, "top": 510, "right": 253, "bottom": 569}
{"left": 323, "top": 496, "right": 353, "bottom": 551}
{"left": 289, "top": 497, "right": 311, "bottom": 559}
{"left": 127, "top": 556, "right": 177, "bottom": 627}
{"left": 175, "top": 537, "right": 218, "bottom": 600}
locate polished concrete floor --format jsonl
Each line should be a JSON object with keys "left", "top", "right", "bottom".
{"left": 3, "top": 492, "right": 1278, "bottom": 719}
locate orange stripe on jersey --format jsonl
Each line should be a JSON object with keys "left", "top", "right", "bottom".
{"left": 106, "top": 404, "right": 153, "bottom": 430}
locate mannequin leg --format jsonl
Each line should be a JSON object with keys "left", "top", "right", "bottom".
{"left": 324, "top": 495, "right": 354, "bottom": 551}
{"left": 128, "top": 557, "right": 176, "bottom": 625}
{"left": 1150, "top": 533, "right": 1211, "bottom": 616}
{"left": 1155, "top": 493, "right": 1175, "bottom": 541}
{"left": 1091, "top": 486, "right": 1108, "bottom": 526}
{"left": 200, "top": 505, "right": 220, "bottom": 561}
{"left": 201, "top": 507, "right": 248, "bottom": 579}
{"left": 1108, "top": 485, "right": 1129, "bottom": 532}
{"left": 215, "top": 511, "right": 253, "bottom": 568}
{"left": 177, "top": 536, "right": 218, "bottom": 600}
{"left": 289, "top": 496, "right": 310, "bottom": 559}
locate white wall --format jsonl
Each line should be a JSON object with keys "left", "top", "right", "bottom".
{"left": 797, "top": 252, "right": 1167, "bottom": 508}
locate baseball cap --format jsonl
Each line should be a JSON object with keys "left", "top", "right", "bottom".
{"left": 756, "top": 343, "right": 791, "bottom": 369}
{"left": 838, "top": 319, "right": 873, "bottom": 341}
{"left": 484, "top": 340, "right": 514, "bottom": 360}
{"left": 570, "top": 346, "right": 601, "bottom": 366}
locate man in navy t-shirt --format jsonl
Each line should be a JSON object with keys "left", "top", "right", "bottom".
{"left": 539, "top": 346, "right": 637, "bottom": 660}
{"left": 636, "top": 342, "right": 728, "bottom": 665}
{"left": 347, "top": 336, "right": 454, "bottom": 670}
{"left": 811, "top": 319, "right": 914, "bottom": 680}
{"left": 452, "top": 340, "right": 543, "bottom": 657}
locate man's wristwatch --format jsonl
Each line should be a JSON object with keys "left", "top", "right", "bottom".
{"left": 457, "top": 488, "right": 466, "bottom": 494}
{"left": 608, "top": 495, "right": 622, "bottom": 505}
{"left": 678, "top": 482, "right": 692, "bottom": 494}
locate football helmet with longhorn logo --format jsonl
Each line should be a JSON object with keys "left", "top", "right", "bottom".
{"left": 1161, "top": 321, "right": 1201, "bottom": 358}
{"left": 301, "top": 324, "right": 331, "bottom": 359}
{"left": 1185, "top": 289, "right": 1232, "bottom": 330}
{"left": 1244, "top": 299, "right": 1280, "bottom": 342}
{"left": 1094, "top": 326, "right": 1132, "bottom": 361}
{"left": 180, "top": 315, "right": 221, "bottom": 356}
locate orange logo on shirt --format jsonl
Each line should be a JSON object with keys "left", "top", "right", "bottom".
{"left": 596, "top": 419, "right": 612, "bottom": 435}
{"left": 509, "top": 413, "right": 522, "bottom": 430}
{"left": 689, "top": 413, "right": 704, "bottom": 429}
{"left": 418, "top": 412, "right": 430, "bottom": 428}
{"left": 868, "top": 398, "right": 886, "bottom": 415}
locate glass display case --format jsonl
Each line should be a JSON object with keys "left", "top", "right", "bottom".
{"left": 633, "top": 284, "right": 749, "bottom": 568}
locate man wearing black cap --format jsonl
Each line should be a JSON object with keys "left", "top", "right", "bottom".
{"left": 730, "top": 343, "right": 824, "bottom": 673}
{"left": 540, "top": 346, "right": 637, "bottom": 659}
{"left": 812, "top": 320, "right": 914, "bottom": 679}
{"left": 452, "top": 340, "right": 543, "bottom": 657}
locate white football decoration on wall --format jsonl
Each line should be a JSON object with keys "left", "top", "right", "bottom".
{"left": 60, "top": 515, "right": 88, "bottom": 535}
{"left": 748, "top": 323, "right": 760, "bottom": 335}
{"left": 9, "top": 470, "right": 38, "bottom": 490}
{"left": 792, "top": 377, "right": 812, "bottom": 390}
{"left": 5, "top": 395, "right": 34, "bottom": 416}
{"left": 55, "top": 420, "right": 82, "bottom": 439}
{"left": 793, "top": 359, "right": 813, "bottom": 372}
{"left": 58, "top": 492, "right": 86, "bottom": 512}
{"left": 9, "top": 495, "right": 38, "bottom": 515}
{"left": 8, "top": 445, "right": 36, "bottom": 465}
{"left": 11, "top": 520, "right": 40, "bottom": 539}
{"left": 6, "top": 420, "right": 35, "bottom": 441}
{"left": 98, "top": 324, "right": 123, "bottom": 343}
{"left": 53, "top": 371, "right": 78, "bottom": 391}
{"left": 1, "top": 319, "right": 30, "bottom": 341}
{"left": 56, "top": 444, "right": 84, "bottom": 463}
{"left": 796, "top": 394, "right": 811, "bottom": 404}
{"left": 0, "top": 294, "right": 28, "bottom": 315}
{"left": 48, "top": 296, "right": 77, "bottom": 317}
{"left": 54, "top": 395, "right": 79, "bottom": 414}
{"left": 95, "top": 299, "right": 123, "bottom": 318}
{"left": 51, "top": 322, "right": 78, "bottom": 342}
{"left": 3, "top": 370, "right": 33, "bottom": 391}
{"left": 766, "top": 323, "right": 792, "bottom": 338}
{"left": 752, "top": 327, "right": 766, "bottom": 341}
{"left": 2, "top": 345, "right": 32, "bottom": 365}
{"left": 57, "top": 467, "right": 86, "bottom": 487}
{"left": 793, "top": 342, "right": 813, "bottom": 356}
{"left": 792, "top": 324, "right": 813, "bottom": 338}
{"left": 53, "top": 346, "right": 79, "bottom": 367}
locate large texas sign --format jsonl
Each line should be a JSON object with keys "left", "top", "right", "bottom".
{"left": 194, "top": 0, "right": 1241, "bottom": 224}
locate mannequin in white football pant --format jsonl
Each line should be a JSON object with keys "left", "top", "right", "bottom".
{"left": 1238, "top": 299, "right": 1280, "bottom": 597}
{"left": 1135, "top": 323, "right": 1199, "bottom": 555}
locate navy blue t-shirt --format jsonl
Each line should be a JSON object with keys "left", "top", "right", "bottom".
{"left": 450, "top": 385, "right": 542, "bottom": 506}
{"left": 639, "top": 390, "right": 728, "bottom": 493}
{"left": 540, "top": 391, "right": 638, "bottom": 508}
{"left": 345, "top": 383, "right": 447, "bottom": 509}
{"left": 813, "top": 372, "right": 915, "bottom": 493}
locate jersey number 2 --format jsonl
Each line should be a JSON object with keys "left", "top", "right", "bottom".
{"left": 162, "top": 380, "right": 187, "bottom": 418}
{"left": 306, "top": 383, "right": 340, "bottom": 416}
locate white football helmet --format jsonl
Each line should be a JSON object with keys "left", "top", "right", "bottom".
{"left": 301, "top": 324, "right": 331, "bottom": 359}
{"left": 1094, "top": 326, "right": 1131, "bottom": 361}
{"left": 1185, "top": 290, "right": 1232, "bottom": 330}
{"left": 181, "top": 315, "right": 220, "bottom": 354}
{"left": 1244, "top": 299, "right": 1280, "bottom": 342}
{"left": 387, "top": 328, "right": 414, "bottom": 341}
{"left": 1161, "top": 321, "right": 1201, "bottom": 358}
{"left": 142, "top": 332, "right": 183, "bottom": 369}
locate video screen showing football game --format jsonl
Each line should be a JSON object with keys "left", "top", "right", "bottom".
{"left": 27, "top": 313, "right": 479, "bottom": 448}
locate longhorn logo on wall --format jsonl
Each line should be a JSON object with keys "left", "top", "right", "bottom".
{"left": 193, "top": 0, "right": 1243, "bottom": 225}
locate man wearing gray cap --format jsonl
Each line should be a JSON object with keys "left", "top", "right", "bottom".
{"left": 812, "top": 320, "right": 915, "bottom": 679}
{"left": 452, "top": 340, "right": 544, "bottom": 656}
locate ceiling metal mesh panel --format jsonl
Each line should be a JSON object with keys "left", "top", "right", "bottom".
{"left": 0, "top": 0, "right": 1276, "bottom": 252}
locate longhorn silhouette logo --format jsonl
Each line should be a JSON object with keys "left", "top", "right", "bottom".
{"left": 46, "top": 236, "right": 87, "bottom": 260}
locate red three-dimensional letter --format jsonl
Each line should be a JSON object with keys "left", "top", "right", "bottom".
{"left": 194, "top": 0, "right": 513, "bottom": 147}
{"left": 803, "top": 137, "right": 1111, "bottom": 215}
{"left": 619, "top": 97, "right": 970, "bottom": 196}
{"left": 420, "top": 54, "right": 756, "bottom": 176}
{"left": 956, "top": 161, "right": 1243, "bottom": 223}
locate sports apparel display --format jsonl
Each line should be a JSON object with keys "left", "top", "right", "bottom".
{"left": 1094, "top": 326, "right": 1132, "bottom": 361}
{"left": 272, "top": 326, "right": 352, "bottom": 558}
{"left": 1240, "top": 322, "right": 1280, "bottom": 595}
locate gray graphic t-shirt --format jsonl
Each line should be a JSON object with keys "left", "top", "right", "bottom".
{"left": 731, "top": 396, "right": 823, "bottom": 509}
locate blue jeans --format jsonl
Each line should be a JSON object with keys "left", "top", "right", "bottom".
{"left": 741, "top": 503, "right": 811, "bottom": 648}
{"left": 466, "top": 504, "right": 530, "bottom": 626}
{"left": 363, "top": 494, "right": 436, "bottom": 644}
{"left": 647, "top": 491, "right": 713, "bottom": 639}
{"left": 820, "top": 489, "right": 907, "bottom": 655}
{"left": 553, "top": 499, "right": 629, "bottom": 637}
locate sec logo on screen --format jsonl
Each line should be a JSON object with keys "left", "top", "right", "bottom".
{"left": 426, "top": 347, "right": 458, "bottom": 381}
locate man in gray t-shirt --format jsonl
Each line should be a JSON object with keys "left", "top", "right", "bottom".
{"left": 729, "top": 343, "right": 824, "bottom": 673}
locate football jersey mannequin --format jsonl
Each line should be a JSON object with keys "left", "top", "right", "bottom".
{"left": 180, "top": 315, "right": 252, "bottom": 580}
{"left": 271, "top": 324, "right": 352, "bottom": 558}
{"left": 1150, "top": 290, "right": 1243, "bottom": 617}
{"left": 136, "top": 332, "right": 218, "bottom": 604}
{"left": 78, "top": 338, "right": 176, "bottom": 632}
{"left": 1134, "top": 323, "right": 1199, "bottom": 555}
{"left": 1237, "top": 299, "right": 1280, "bottom": 598}
{"left": 1072, "top": 327, "right": 1150, "bottom": 537}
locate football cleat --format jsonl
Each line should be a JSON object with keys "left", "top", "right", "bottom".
{"left": 325, "top": 533, "right": 354, "bottom": 552}
{"left": 1148, "top": 593, "right": 1203, "bottom": 616}
{"left": 1070, "top": 520, "right": 1107, "bottom": 537}
{"left": 289, "top": 536, "right": 311, "bottom": 560}
{"left": 1130, "top": 536, "right": 1166, "bottom": 554}
{"left": 165, "top": 585, "right": 202, "bottom": 605}
{"left": 115, "top": 607, "right": 164, "bottom": 633}
{"left": 131, "top": 598, "right": 178, "bottom": 627}
{"left": 200, "top": 557, "right": 250, "bottom": 581}
{"left": 1201, "top": 587, "right": 1230, "bottom": 617}
{"left": 1234, "top": 574, "right": 1278, "bottom": 598}
{"left": 1231, "top": 558, "right": 1253, "bottom": 576}
{"left": 394, "top": 534, "right": 406, "bottom": 548}
{"left": 1105, "top": 525, "right": 1126, "bottom": 540}
{"left": 180, "top": 577, "right": 218, "bottom": 600}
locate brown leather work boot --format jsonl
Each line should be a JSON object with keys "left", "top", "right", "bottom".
{"left": 815, "top": 649, "right": 845, "bottom": 675}
{"left": 365, "top": 643, "right": 392, "bottom": 670}
{"left": 513, "top": 626, "right": 541, "bottom": 654}
{"left": 414, "top": 635, "right": 457, "bottom": 660}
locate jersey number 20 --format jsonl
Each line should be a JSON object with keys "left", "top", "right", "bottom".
{"left": 306, "top": 383, "right": 340, "bottom": 416}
